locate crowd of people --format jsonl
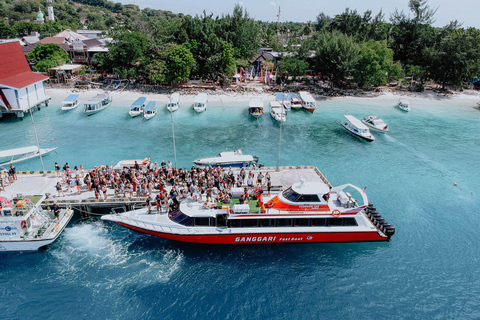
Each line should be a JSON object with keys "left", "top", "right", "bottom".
{"left": 53, "top": 160, "right": 272, "bottom": 214}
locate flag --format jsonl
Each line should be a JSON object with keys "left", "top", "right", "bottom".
{"left": 363, "top": 186, "right": 367, "bottom": 192}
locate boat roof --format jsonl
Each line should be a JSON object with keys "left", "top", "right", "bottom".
{"left": 170, "top": 93, "right": 180, "bottom": 103}
{"left": 131, "top": 97, "right": 146, "bottom": 107}
{"left": 61, "top": 94, "right": 79, "bottom": 104}
{"left": 0, "top": 146, "right": 38, "bottom": 158}
{"left": 249, "top": 98, "right": 263, "bottom": 108}
{"left": 144, "top": 101, "right": 156, "bottom": 111}
{"left": 344, "top": 115, "right": 369, "bottom": 130}
{"left": 287, "top": 93, "right": 298, "bottom": 98}
{"left": 194, "top": 93, "right": 208, "bottom": 103}
{"left": 291, "top": 181, "right": 330, "bottom": 195}
{"left": 275, "top": 92, "right": 288, "bottom": 100}
{"left": 298, "top": 91, "right": 315, "bottom": 102}
{"left": 270, "top": 101, "right": 282, "bottom": 107}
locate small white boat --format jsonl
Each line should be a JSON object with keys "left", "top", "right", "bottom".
{"left": 61, "top": 94, "right": 80, "bottom": 112}
{"left": 83, "top": 92, "right": 112, "bottom": 116}
{"left": 288, "top": 93, "right": 302, "bottom": 110}
{"left": 193, "top": 150, "right": 259, "bottom": 168}
{"left": 270, "top": 101, "right": 286, "bottom": 123}
{"left": 143, "top": 101, "right": 157, "bottom": 120}
{"left": 128, "top": 97, "right": 146, "bottom": 118}
{"left": 276, "top": 92, "right": 291, "bottom": 112}
{"left": 249, "top": 98, "right": 264, "bottom": 119}
{"left": 193, "top": 93, "right": 208, "bottom": 113}
{"left": 361, "top": 116, "right": 389, "bottom": 133}
{"left": 397, "top": 98, "right": 410, "bottom": 112}
{"left": 167, "top": 93, "right": 180, "bottom": 112}
{"left": 342, "top": 115, "right": 375, "bottom": 142}
{"left": 0, "top": 146, "right": 57, "bottom": 166}
{"left": 298, "top": 91, "right": 316, "bottom": 113}
{"left": 113, "top": 157, "right": 151, "bottom": 170}
{"left": 0, "top": 195, "right": 73, "bottom": 251}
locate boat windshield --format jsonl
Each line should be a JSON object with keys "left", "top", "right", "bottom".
{"left": 168, "top": 211, "right": 193, "bottom": 226}
{"left": 282, "top": 187, "right": 321, "bottom": 202}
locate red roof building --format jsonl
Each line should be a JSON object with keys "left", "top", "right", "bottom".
{"left": 0, "top": 42, "right": 50, "bottom": 117}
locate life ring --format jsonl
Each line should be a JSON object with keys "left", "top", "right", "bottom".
{"left": 332, "top": 209, "right": 341, "bottom": 218}
{"left": 264, "top": 200, "right": 274, "bottom": 208}
{"left": 20, "top": 221, "right": 27, "bottom": 229}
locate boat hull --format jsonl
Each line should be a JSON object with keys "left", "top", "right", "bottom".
{"left": 129, "top": 111, "right": 142, "bottom": 117}
{"left": 144, "top": 113, "right": 156, "bottom": 120}
{"left": 117, "top": 222, "right": 388, "bottom": 244}
{"left": 193, "top": 161, "right": 254, "bottom": 168}
{"left": 341, "top": 123, "right": 375, "bottom": 142}
{"left": 84, "top": 102, "right": 111, "bottom": 116}
{"left": 360, "top": 120, "right": 388, "bottom": 133}
{"left": 303, "top": 107, "right": 315, "bottom": 113}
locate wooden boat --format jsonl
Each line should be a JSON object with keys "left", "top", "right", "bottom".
{"left": 61, "top": 94, "right": 80, "bottom": 112}
{"left": 143, "top": 101, "right": 157, "bottom": 120}
{"left": 83, "top": 92, "right": 112, "bottom": 116}
{"left": 167, "top": 93, "right": 180, "bottom": 112}
{"left": 193, "top": 93, "right": 208, "bottom": 113}
{"left": 248, "top": 98, "right": 264, "bottom": 119}
{"left": 0, "top": 146, "right": 57, "bottom": 166}
{"left": 128, "top": 97, "right": 146, "bottom": 117}
{"left": 270, "top": 101, "right": 286, "bottom": 123}
{"left": 276, "top": 92, "right": 291, "bottom": 112}
{"left": 298, "top": 91, "right": 316, "bottom": 113}
{"left": 288, "top": 93, "right": 302, "bottom": 110}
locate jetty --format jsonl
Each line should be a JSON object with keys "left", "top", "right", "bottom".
{"left": 0, "top": 166, "right": 331, "bottom": 216}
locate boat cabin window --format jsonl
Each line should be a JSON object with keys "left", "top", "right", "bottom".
{"left": 1, "top": 209, "right": 12, "bottom": 216}
{"left": 226, "top": 217, "right": 357, "bottom": 228}
{"left": 277, "top": 219, "right": 292, "bottom": 227}
{"left": 295, "top": 218, "right": 310, "bottom": 227}
{"left": 282, "top": 187, "right": 301, "bottom": 202}
{"left": 169, "top": 211, "right": 194, "bottom": 226}
{"left": 242, "top": 219, "right": 258, "bottom": 228}
{"left": 298, "top": 194, "right": 320, "bottom": 202}
{"left": 260, "top": 219, "right": 273, "bottom": 227}
{"left": 194, "top": 217, "right": 216, "bottom": 227}
{"left": 228, "top": 219, "right": 242, "bottom": 228}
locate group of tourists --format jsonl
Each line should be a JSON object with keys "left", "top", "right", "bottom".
{"left": 54, "top": 160, "right": 271, "bottom": 214}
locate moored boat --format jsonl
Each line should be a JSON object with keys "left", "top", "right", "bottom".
{"left": 101, "top": 174, "right": 395, "bottom": 245}
{"left": 288, "top": 93, "right": 302, "bottom": 110}
{"left": 397, "top": 98, "right": 410, "bottom": 112}
{"left": 298, "top": 91, "right": 316, "bottom": 113}
{"left": 167, "top": 93, "right": 180, "bottom": 112}
{"left": 361, "top": 116, "right": 389, "bottom": 133}
{"left": 275, "top": 92, "right": 291, "bottom": 112}
{"left": 193, "top": 150, "right": 258, "bottom": 168}
{"left": 248, "top": 97, "right": 264, "bottom": 119}
{"left": 112, "top": 157, "right": 151, "bottom": 170}
{"left": 193, "top": 93, "right": 208, "bottom": 113}
{"left": 61, "top": 94, "right": 80, "bottom": 112}
{"left": 143, "top": 101, "right": 157, "bottom": 120}
{"left": 341, "top": 115, "right": 375, "bottom": 142}
{"left": 0, "top": 146, "right": 57, "bottom": 166}
{"left": 83, "top": 92, "right": 112, "bottom": 116}
{"left": 270, "top": 101, "right": 286, "bottom": 123}
{"left": 128, "top": 97, "right": 146, "bottom": 118}
{"left": 0, "top": 195, "right": 73, "bottom": 251}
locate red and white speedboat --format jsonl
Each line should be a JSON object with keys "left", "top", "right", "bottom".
{"left": 102, "top": 174, "right": 395, "bottom": 245}
{"left": 298, "top": 91, "right": 316, "bottom": 113}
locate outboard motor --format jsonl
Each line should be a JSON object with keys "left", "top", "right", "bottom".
{"left": 385, "top": 225, "right": 395, "bottom": 238}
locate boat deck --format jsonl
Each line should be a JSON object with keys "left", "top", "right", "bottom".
{"left": 0, "top": 166, "right": 330, "bottom": 210}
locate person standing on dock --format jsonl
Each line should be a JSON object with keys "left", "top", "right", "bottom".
{"left": 54, "top": 162, "right": 60, "bottom": 177}
{"left": 0, "top": 174, "right": 5, "bottom": 191}
{"left": 9, "top": 164, "right": 17, "bottom": 181}
{"left": 146, "top": 196, "right": 152, "bottom": 214}
{"left": 75, "top": 177, "right": 81, "bottom": 195}
{"left": 56, "top": 182, "right": 65, "bottom": 197}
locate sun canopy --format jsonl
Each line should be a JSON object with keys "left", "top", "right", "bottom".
{"left": 194, "top": 93, "right": 208, "bottom": 104}
{"left": 62, "top": 94, "right": 79, "bottom": 104}
{"left": 344, "top": 115, "right": 369, "bottom": 130}
{"left": 298, "top": 91, "right": 315, "bottom": 103}
{"left": 276, "top": 92, "right": 288, "bottom": 101}
{"left": 130, "top": 97, "right": 146, "bottom": 108}
{"left": 0, "top": 146, "right": 38, "bottom": 158}
{"left": 144, "top": 101, "right": 156, "bottom": 112}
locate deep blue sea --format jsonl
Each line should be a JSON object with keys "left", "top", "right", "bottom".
{"left": 1, "top": 93, "right": 480, "bottom": 319}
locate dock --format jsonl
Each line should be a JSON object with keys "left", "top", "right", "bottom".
{"left": 0, "top": 166, "right": 331, "bottom": 215}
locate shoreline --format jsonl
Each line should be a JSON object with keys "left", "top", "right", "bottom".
{"left": 44, "top": 85, "right": 480, "bottom": 106}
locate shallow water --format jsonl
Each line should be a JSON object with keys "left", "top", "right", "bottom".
{"left": 1, "top": 94, "right": 480, "bottom": 319}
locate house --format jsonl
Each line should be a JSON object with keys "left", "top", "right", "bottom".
{"left": 76, "top": 30, "right": 105, "bottom": 39}
{"left": 0, "top": 42, "right": 50, "bottom": 119}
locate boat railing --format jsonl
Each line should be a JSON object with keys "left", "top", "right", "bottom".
{"left": 314, "top": 167, "right": 332, "bottom": 188}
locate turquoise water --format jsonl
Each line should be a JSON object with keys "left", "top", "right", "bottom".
{"left": 1, "top": 94, "right": 480, "bottom": 319}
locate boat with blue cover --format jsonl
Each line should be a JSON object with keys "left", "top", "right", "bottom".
{"left": 276, "top": 92, "right": 291, "bottom": 111}
{"left": 129, "top": 97, "right": 146, "bottom": 117}
{"left": 61, "top": 94, "right": 80, "bottom": 112}
{"left": 143, "top": 101, "right": 156, "bottom": 120}
{"left": 83, "top": 92, "right": 112, "bottom": 116}
{"left": 341, "top": 115, "right": 375, "bottom": 142}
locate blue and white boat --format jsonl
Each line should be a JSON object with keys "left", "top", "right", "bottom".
{"left": 83, "top": 92, "right": 112, "bottom": 116}
{"left": 276, "top": 92, "right": 291, "bottom": 112}
{"left": 193, "top": 149, "right": 259, "bottom": 168}
{"left": 167, "top": 93, "right": 180, "bottom": 112}
{"left": 143, "top": 101, "right": 157, "bottom": 120}
{"left": 129, "top": 97, "right": 146, "bottom": 117}
{"left": 288, "top": 92, "right": 302, "bottom": 110}
{"left": 341, "top": 115, "right": 375, "bottom": 142}
{"left": 193, "top": 93, "right": 208, "bottom": 113}
{"left": 61, "top": 94, "right": 80, "bottom": 112}
{"left": 397, "top": 98, "right": 410, "bottom": 112}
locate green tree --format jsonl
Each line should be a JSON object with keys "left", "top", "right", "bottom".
{"left": 353, "top": 40, "right": 402, "bottom": 87}
{"left": 280, "top": 57, "right": 309, "bottom": 81}
{"left": 218, "top": 42, "right": 236, "bottom": 85}
{"left": 314, "top": 31, "right": 360, "bottom": 86}
{"left": 164, "top": 44, "right": 196, "bottom": 83}
{"left": 27, "top": 44, "right": 70, "bottom": 72}
{"left": 0, "top": 21, "right": 17, "bottom": 38}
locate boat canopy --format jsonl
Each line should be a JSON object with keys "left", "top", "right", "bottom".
{"left": 194, "top": 93, "right": 208, "bottom": 104}
{"left": 0, "top": 146, "right": 39, "bottom": 158}
{"left": 344, "top": 115, "right": 369, "bottom": 130}
{"left": 170, "top": 93, "right": 180, "bottom": 103}
{"left": 144, "top": 101, "right": 156, "bottom": 112}
{"left": 61, "top": 94, "right": 79, "bottom": 104}
{"left": 276, "top": 92, "right": 288, "bottom": 101}
{"left": 249, "top": 98, "right": 263, "bottom": 108}
{"left": 131, "top": 97, "right": 146, "bottom": 108}
{"left": 298, "top": 91, "right": 315, "bottom": 103}
{"left": 270, "top": 101, "right": 283, "bottom": 108}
